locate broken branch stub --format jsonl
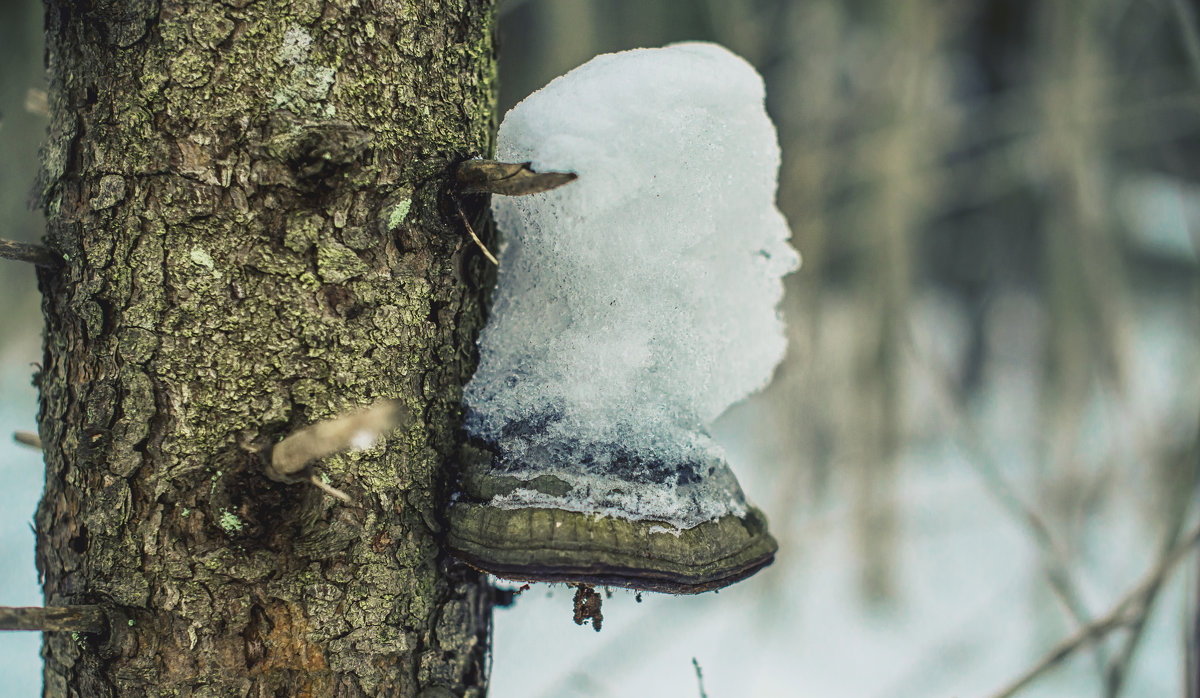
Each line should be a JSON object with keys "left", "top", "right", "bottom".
{"left": 0, "top": 605, "right": 106, "bottom": 633}
{"left": 0, "top": 238, "right": 60, "bottom": 268}
{"left": 456, "top": 160, "right": 578, "bottom": 196}
{"left": 13, "top": 431, "right": 43, "bottom": 450}
{"left": 267, "top": 400, "right": 411, "bottom": 483}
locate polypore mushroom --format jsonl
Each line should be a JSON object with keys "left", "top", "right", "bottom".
{"left": 449, "top": 42, "right": 799, "bottom": 594}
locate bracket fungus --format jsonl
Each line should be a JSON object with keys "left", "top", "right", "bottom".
{"left": 448, "top": 43, "right": 799, "bottom": 594}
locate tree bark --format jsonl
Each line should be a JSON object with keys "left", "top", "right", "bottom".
{"left": 34, "top": 0, "right": 499, "bottom": 695}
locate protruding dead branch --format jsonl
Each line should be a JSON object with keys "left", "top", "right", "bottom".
{"left": 13, "top": 431, "right": 42, "bottom": 450}
{"left": 456, "top": 202, "right": 499, "bottom": 266}
{"left": 0, "top": 239, "right": 59, "bottom": 268}
{"left": 0, "top": 605, "right": 106, "bottom": 633}
{"left": 456, "top": 160, "right": 577, "bottom": 196}
{"left": 987, "top": 523, "right": 1200, "bottom": 698}
{"left": 267, "top": 400, "right": 411, "bottom": 498}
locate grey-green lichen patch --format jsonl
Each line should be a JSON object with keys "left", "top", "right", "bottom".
{"left": 277, "top": 25, "right": 313, "bottom": 65}
{"left": 188, "top": 245, "right": 215, "bottom": 270}
{"left": 90, "top": 174, "right": 127, "bottom": 210}
{"left": 217, "top": 510, "right": 244, "bottom": 534}
{"left": 317, "top": 238, "right": 368, "bottom": 283}
{"left": 274, "top": 25, "right": 338, "bottom": 117}
{"left": 298, "top": 270, "right": 321, "bottom": 290}
{"left": 386, "top": 198, "right": 412, "bottom": 231}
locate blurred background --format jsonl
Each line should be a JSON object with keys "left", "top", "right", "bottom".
{"left": 3, "top": 0, "right": 1200, "bottom": 696}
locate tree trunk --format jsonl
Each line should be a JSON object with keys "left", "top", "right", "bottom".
{"left": 34, "top": 0, "right": 498, "bottom": 695}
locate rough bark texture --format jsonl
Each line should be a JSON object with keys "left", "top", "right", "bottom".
{"left": 34, "top": 0, "right": 499, "bottom": 695}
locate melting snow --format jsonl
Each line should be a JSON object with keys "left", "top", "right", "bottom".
{"left": 464, "top": 43, "right": 798, "bottom": 528}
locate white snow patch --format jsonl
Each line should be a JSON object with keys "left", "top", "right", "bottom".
{"left": 349, "top": 429, "right": 378, "bottom": 452}
{"left": 647, "top": 525, "right": 684, "bottom": 537}
{"left": 464, "top": 43, "right": 798, "bottom": 528}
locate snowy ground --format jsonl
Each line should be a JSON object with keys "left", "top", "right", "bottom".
{"left": 486, "top": 438, "right": 1190, "bottom": 697}
{"left": 488, "top": 289, "right": 1197, "bottom": 698}
{"left": 0, "top": 295, "right": 1195, "bottom": 696}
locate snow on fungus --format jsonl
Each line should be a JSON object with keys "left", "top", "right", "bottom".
{"left": 448, "top": 42, "right": 798, "bottom": 594}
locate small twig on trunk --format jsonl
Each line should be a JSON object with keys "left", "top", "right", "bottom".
{"left": 0, "top": 605, "right": 106, "bottom": 633}
{"left": 310, "top": 473, "right": 352, "bottom": 503}
{"left": 0, "top": 239, "right": 60, "bottom": 268}
{"left": 987, "top": 523, "right": 1200, "bottom": 698}
{"left": 13, "top": 431, "right": 42, "bottom": 450}
{"left": 456, "top": 202, "right": 498, "bottom": 266}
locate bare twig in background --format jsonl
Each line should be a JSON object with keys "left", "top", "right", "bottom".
{"left": 0, "top": 605, "right": 105, "bottom": 633}
{"left": 692, "top": 657, "right": 709, "bottom": 698}
{"left": 497, "top": 0, "right": 536, "bottom": 18}
{"left": 1189, "top": 552, "right": 1199, "bottom": 698}
{"left": 12, "top": 431, "right": 41, "bottom": 450}
{"left": 986, "top": 524, "right": 1200, "bottom": 698}
{"left": 904, "top": 325, "right": 1109, "bottom": 673}
{"left": 0, "top": 239, "right": 58, "bottom": 268}
{"left": 1104, "top": 437, "right": 1200, "bottom": 696}
{"left": 23, "top": 88, "right": 47, "bottom": 118}
{"left": 1168, "top": 0, "right": 1200, "bottom": 87}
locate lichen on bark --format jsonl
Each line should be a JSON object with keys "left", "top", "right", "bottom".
{"left": 35, "top": 0, "right": 499, "bottom": 695}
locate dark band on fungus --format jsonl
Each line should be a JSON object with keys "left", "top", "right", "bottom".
{"left": 445, "top": 503, "right": 777, "bottom": 594}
